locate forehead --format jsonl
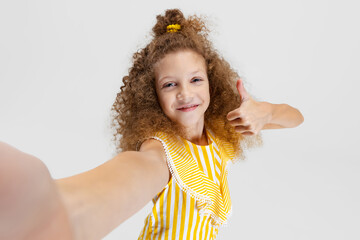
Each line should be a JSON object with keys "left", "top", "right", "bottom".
{"left": 154, "top": 50, "right": 207, "bottom": 80}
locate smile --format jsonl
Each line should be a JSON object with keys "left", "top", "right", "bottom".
{"left": 177, "top": 104, "right": 199, "bottom": 112}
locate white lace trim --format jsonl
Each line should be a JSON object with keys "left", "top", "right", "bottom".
{"left": 199, "top": 206, "right": 233, "bottom": 228}
{"left": 150, "top": 136, "right": 212, "bottom": 206}
{"left": 150, "top": 135, "right": 233, "bottom": 228}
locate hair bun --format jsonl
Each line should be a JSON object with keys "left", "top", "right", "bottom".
{"left": 152, "top": 9, "right": 186, "bottom": 37}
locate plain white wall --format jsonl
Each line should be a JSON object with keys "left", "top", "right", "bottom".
{"left": 1, "top": 0, "right": 359, "bottom": 239}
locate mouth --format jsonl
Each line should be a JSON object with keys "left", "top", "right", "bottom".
{"left": 177, "top": 104, "right": 199, "bottom": 112}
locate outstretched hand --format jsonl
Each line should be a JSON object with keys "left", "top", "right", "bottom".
{"left": 226, "top": 79, "right": 272, "bottom": 135}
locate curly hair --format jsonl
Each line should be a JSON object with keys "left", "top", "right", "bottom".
{"left": 111, "top": 9, "right": 262, "bottom": 162}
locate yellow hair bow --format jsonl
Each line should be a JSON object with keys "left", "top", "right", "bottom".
{"left": 166, "top": 24, "right": 181, "bottom": 33}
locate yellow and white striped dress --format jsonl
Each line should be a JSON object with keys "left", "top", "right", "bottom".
{"left": 138, "top": 128, "right": 235, "bottom": 240}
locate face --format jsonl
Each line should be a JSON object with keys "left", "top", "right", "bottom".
{"left": 154, "top": 50, "right": 210, "bottom": 130}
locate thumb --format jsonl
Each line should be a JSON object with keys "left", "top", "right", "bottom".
{"left": 236, "top": 79, "right": 249, "bottom": 102}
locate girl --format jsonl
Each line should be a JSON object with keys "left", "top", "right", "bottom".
{"left": 0, "top": 8, "right": 303, "bottom": 240}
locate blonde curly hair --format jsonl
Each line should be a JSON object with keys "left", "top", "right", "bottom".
{"left": 111, "top": 9, "right": 262, "bottom": 161}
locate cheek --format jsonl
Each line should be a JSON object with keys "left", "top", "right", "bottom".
{"left": 155, "top": 88, "right": 165, "bottom": 108}
{"left": 157, "top": 93, "right": 171, "bottom": 112}
{"left": 203, "top": 86, "right": 211, "bottom": 105}
{"left": 157, "top": 98, "right": 166, "bottom": 112}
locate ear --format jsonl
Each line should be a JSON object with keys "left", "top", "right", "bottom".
{"left": 236, "top": 79, "right": 250, "bottom": 101}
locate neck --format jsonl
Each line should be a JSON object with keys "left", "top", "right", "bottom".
{"left": 181, "top": 124, "right": 208, "bottom": 146}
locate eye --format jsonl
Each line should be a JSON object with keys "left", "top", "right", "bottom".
{"left": 163, "top": 82, "right": 176, "bottom": 88}
{"left": 192, "top": 78, "right": 202, "bottom": 83}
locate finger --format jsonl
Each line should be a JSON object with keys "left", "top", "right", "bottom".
{"left": 226, "top": 110, "right": 241, "bottom": 121}
{"left": 229, "top": 118, "right": 247, "bottom": 127}
{"left": 236, "top": 79, "right": 250, "bottom": 102}
{"left": 234, "top": 125, "right": 251, "bottom": 132}
{"left": 235, "top": 124, "right": 254, "bottom": 132}
{"left": 241, "top": 131, "right": 254, "bottom": 136}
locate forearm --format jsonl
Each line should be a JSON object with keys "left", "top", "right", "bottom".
{"left": 55, "top": 150, "right": 168, "bottom": 240}
{"left": 262, "top": 102, "right": 304, "bottom": 129}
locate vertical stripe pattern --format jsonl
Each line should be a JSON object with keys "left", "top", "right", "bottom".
{"left": 138, "top": 129, "right": 233, "bottom": 240}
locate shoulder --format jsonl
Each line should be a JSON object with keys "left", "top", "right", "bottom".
{"left": 139, "top": 138, "right": 170, "bottom": 182}
{"left": 139, "top": 138, "right": 166, "bottom": 162}
{"left": 139, "top": 138, "right": 164, "bottom": 153}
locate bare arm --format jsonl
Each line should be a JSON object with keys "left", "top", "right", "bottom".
{"left": 56, "top": 139, "right": 170, "bottom": 240}
{"left": 262, "top": 102, "right": 304, "bottom": 129}
{"left": 0, "top": 142, "right": 74, "bottom": 240}
{"left": 227, "top": 79, "right": 304, "bottom": 135}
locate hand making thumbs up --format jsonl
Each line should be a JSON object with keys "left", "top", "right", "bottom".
{"left": 226, "top": 79, "right": 272, "bottom": 135}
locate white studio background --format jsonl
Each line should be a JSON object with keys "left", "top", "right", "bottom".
{"left": 1, "top": 0, "right": 359, "bottom": 239}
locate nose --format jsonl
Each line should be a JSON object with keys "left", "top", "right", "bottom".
{"left": 176, "top": 84, "right": 193, "bottom": 101}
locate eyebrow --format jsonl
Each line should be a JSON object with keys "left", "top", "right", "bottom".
{"left": 158, "top": 70, "right": 205, "bottom": 85}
